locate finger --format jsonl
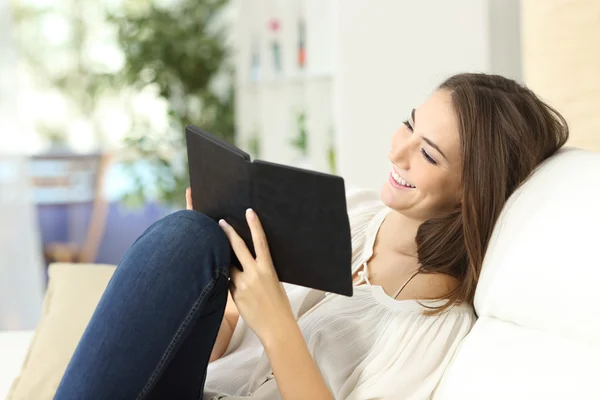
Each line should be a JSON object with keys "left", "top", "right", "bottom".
{"left": 228, "top": 266, "right": 241, "bottom": 299}
{"left": 219, "top": 219, "right": 256, "bottom": 268}
{"left": 245, "top": 208, "right": 272, "bottom": 263}
{"left": 186, "top": 187, "right": 193, "bottom": 210}
{"left": 228, "top": 280, "right": 237, "bottom": 301}
{"left": 229, "top": 265, "right": 243, "bottom": 287}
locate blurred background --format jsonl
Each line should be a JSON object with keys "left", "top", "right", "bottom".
{"left": 0, "top": 0, "right": 598, "bottom": 330}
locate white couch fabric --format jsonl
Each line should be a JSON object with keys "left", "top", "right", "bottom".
{"left": 0, "top": 330, "right": 34, "bottom": 399}
{"left": 433, "top": 148, "right": 600, "bottom": 399}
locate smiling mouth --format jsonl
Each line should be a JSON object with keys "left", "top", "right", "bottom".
{"left": 390, "top": 169, "right": 415, "bottom": 188}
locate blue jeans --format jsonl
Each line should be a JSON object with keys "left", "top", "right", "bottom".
{"left": 55, "top": 210, "right": 231, "bottom": 400}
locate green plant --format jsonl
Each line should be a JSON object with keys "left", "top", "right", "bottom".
{"left": 290, "top": 110, "right": 308, "bottom": 157}
{"left": 247, "top": 125, "right": 262, "bottom": 159}
{"left": 109, "top": 0, "right": 235, "bottom": 207}
{"left": 327, "top": 126, "right": 337, "bottom": 174}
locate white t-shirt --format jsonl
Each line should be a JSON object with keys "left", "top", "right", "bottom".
{"left": 203, "top": 189, "right": 476, "bottom": 400}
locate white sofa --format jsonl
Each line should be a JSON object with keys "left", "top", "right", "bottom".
{"left": 2, "top": 148, "right": 599, "bottom": 399}
{"left": 0, "top": 331, "right": 35, "bottom": 399}
{"left": 433, "top": 148, "right": 600, "bottom": 399}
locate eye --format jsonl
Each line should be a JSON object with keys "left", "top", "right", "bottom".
{"left": 402, "top": 120, "right": 413, "bottom": 131}
{"left": 421, "top": 149, "right": 437, "bottom": 165}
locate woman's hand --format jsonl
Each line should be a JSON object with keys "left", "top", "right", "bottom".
{"left": 220, "top": 208, "right": 333, "bottom": 400}
{"left": 218, "top": 209, "right": 296, "bottom": 345}
{"left": 186, "top": 187, "right": 193, "bottom": 210}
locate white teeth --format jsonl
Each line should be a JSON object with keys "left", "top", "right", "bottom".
{"left": 392, "top": 170, "right": 415, "bottom": 188}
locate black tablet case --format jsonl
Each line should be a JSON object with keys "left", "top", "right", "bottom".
{"left": 185, "top": 125, "right": 353, "bottom": 296}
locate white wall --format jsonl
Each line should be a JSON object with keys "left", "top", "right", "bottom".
{"left": 489, "top": 0, "right": 522, "bottom": 80}
{"left": 333, "top": 0, "right": 522, "bottom": 189}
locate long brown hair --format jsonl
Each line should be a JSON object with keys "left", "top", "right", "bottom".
{"left": 417, "top": 73, "right": 569, "bottom": 313}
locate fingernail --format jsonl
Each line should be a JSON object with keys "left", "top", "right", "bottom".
{"left": 246, "top": 208, "right": 255, "bottom": 220}
{"left": 218, "top": 219, "right": 227, "bottom": 227}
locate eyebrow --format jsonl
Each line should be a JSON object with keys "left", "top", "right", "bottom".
{"left": 411, "top": 108, "right": 449, "bottom": 161}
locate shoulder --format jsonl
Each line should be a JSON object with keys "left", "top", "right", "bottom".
{"left": 345, "top": 186, "right": 382, "bottom": 214}
{"left": 345, "top": 186, "right": 385, "bottom": 231}
{"left": 394, "top": 272, "right": 462, "bottom": 302}
{"left": 390, "top": 297, "right": 475, "bottom": 345}
{"left": 348, "top": 299, "right": 474, "bottom": 398}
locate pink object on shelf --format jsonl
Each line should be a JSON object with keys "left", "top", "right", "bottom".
{"left": 268, "top": 18, "right": 281, "bottom": 32}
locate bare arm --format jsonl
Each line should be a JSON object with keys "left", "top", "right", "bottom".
{"left": 187, "top": 188, "right": 240, "bottom": 363}
{"left": 262, "top": 317, "right": 334, "bottom": 400}
{"left": 209, "top": 291, "right": 240, "bottom": 362}
{"left": 217, "top": 208, "right": 333, "bottom": 400}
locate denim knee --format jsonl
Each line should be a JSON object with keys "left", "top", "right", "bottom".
{"left": 133, "top": 210, "right": 231, "bottom": 280}
{"left": 162, "top": 210, "right": 227, "bottom": 244}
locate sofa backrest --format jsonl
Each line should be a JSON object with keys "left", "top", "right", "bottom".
{"left": 433, "top": 148, "right": 600, "bottom": 399}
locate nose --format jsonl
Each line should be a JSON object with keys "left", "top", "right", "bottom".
{"left": 389, "top": 132, "right": 412, "bottom": 170}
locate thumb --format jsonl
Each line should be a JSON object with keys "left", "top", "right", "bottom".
{"left": 186, "top": 187, "right": 193, "bottom": 210}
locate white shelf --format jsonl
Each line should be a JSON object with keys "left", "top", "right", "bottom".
{"left": 235, "top": 0, "right": 336, "bottom": 172}
{"left": 240, "top": 70, "right": 334, "bottom": 88}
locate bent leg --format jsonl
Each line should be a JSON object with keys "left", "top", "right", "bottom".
{"left": 55, "top": 210, "right": 231, "bottom": 400}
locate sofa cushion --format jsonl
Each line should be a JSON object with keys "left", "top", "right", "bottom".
{"left": 7, "top": 263, "right": 116, "bottom": 400}
{"left": 433, "top": 148, "right": 600, "bottom": 399}
{"left": 0, "top": 331, "right": 35, "bottom": 399}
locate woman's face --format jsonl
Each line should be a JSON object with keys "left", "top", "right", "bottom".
{"left": 381, "top": 89, "right": 462, "bottom": 222}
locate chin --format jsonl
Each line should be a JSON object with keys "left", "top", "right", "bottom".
{"left": 380, "top": 184, "right": 392, "bottom": 206}
{"left": 380, "top": 182, "right": 405, "bottom": 210}
{"left": 381, "top": 180, "right": 424, "bottom": 219}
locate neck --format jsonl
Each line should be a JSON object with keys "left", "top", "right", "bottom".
{"left": 378, "top": 210, "right": 422, "bottom": 258}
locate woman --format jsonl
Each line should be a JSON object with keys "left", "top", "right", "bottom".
{"left": 55, "top": 73, "right": 569, "bottom": 400}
